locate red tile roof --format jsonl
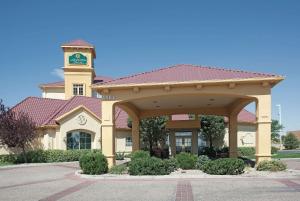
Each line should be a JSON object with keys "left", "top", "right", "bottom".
{"left": 40, "top": 75, "right": 113, "bottom": 88}
{"left": 96, "top": 64, "right": 280, "bottom": 86}
{"left": 12, "top": 97, "right": 67, "bottom": 126}
{"left": 62, "top": 39, "right": 94, "bottom": 48}
{"left": 12, "top": 96, "right": 256, "bottom": 129}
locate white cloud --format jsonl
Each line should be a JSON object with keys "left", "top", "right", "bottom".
{"left": 51, "top": 68, "right": 64, "bottom": 79}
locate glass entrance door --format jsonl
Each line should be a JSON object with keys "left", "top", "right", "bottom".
{"left": 175, "top": 131, "right": 192, "bottom": 153}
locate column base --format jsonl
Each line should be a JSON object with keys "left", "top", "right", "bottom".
{"left": 229, "top": 151, "right": 238, "bottom": 158}
{"left": 106, "top": 155, "right": 116, "bottom": 168}
{"left": 255, "top": 154, "right": 271, "bottom": 164}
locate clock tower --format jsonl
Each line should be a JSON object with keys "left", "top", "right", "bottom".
{"left": 61, "top": 39, "right": 96, "bottom": 99}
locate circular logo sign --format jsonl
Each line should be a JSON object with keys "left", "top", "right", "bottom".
{"left": 77, "top": 115, "right": 87, "bottom": 125}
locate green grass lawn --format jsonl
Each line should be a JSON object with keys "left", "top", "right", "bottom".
{"left": 272, "top": 152, "right": 300, "bottom": 159}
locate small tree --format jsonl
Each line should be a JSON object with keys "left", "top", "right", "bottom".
{"left": 271, "top": 120, "right": 284, "bottom": 143}
{"left": 283, "top": 133, "right": 299, "bottom": 150}
{"left": 0, "top": 100, "right": 37, "bottom": 163}
{"left": 128, "top": 116, "right": 168, "bottom": 153}
{"left": 200, "top": 115, "right": 225, "bottom": 148}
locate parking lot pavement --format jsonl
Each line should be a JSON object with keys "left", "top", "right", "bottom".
{"left": 283, "top": 158, "right": 300, "bottom": 170}
{"left": 0, "top": 161, "right": 299, "bottom": 201}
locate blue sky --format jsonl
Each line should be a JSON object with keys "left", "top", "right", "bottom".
{"left": 0, "top": 0, "right": 299, "bottom": 132}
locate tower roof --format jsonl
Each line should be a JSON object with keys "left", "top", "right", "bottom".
{"left": 61, "top": 39, "right": 96, "bottom": 57}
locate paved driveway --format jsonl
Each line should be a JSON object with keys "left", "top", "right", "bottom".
{"left": 0, "top": 160, "right": 299, "bottom": 201}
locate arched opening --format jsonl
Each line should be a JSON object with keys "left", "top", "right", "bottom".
{"left": 66, "top": 131, "right": 92, "bottom": 150}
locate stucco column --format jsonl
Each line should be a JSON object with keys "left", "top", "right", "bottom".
{"left": 132, "top": 117, "right": 140, "bottom": 151}
{"left": 101, "top": 100, "right": 116, "bottom": 168}
{"left": 229, "top": 113, "right": 238, "bottom": 158}
{"left": 191, "top": 129, "right": 198, "bottom": 155}
{"left": 169, "top": 130, "right": 176, "bottom": 157}
{"left": 255, "top": 94, "right": 272, "bottom": 163}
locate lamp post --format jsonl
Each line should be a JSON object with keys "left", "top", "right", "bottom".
{"left": 276, "top": 104, "right": 283, "bottom": 148}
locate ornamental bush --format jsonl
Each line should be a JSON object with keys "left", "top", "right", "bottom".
{"left": 202, "top": 158, "right": 245, "bottom": 175}
{"left": 79, "top": 151, "right": 108, "bottom": 175}
{"left": 256, "top": 160, "right": 287, "bottom": 172}
{"left": 175, "top": 152, "right": 197, "bottom": 169}
{"left": 129, "top": 157, "right": 171, "bottom": 175}
{"left": 130, "top": 150, "right": 150, "bottom": 161}
{"left": 196, "top": 155, "right": 211, "bottom": 170}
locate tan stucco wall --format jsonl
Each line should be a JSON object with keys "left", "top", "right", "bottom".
{"left": 42, "top": 88, "right": 65, "bottom": 99}
{"left": 63, "top": 48, "right": 95, "bottom": 99}
{"left": 224, "top": 124, "right": 256, "bottom": 147}
{"left": 57, "top": 110, "right": 101, "bottom": 150}
{"left": 115, "top": 129, "right": 132, "bottom": 153}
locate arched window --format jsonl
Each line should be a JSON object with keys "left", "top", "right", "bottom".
{"left": 67, "top": 131, "right": 91, "bottom": 150}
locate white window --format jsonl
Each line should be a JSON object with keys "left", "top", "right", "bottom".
{"left": 126, "top": 137, "right": 132, "bottom": 147}
{"left": 73, "top": 84, "right": 84, "bottom": 96}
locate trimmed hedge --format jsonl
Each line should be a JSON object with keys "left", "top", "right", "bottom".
{"left": 0, "top": 149, "right": 97, "bottom": 164}
{"left": 80, "top": 151, "right": 108, "bottom": 175}
{"left": 256, "top": 160, "right": 287, "bottom": 172}
{"left": 129, "top": 157, "right": 175, "bottom": 175}
{"left": 175, "top": 152, "right": 197, "bottom": 169}
{"left": 202, "top": 158, "right": 245, "bottom": 175}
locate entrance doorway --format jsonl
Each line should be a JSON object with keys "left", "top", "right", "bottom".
{"left": 175, "top": 131, "right": 192, "bottom": 153}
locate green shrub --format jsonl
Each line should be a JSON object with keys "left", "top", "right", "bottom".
{"left": 202, "top": 158, "right": 245, "bottom": 175}
{"left": 130, "top": 150, "right": 150, "bottom": 161}
{"left": 175, "top": 152, "right": 197, "bottom": 169}
{"left": 0, "top": 154, "right": 17, "bottom": 164}
{"left": 129, "top": 157, "right": 173, "bottom": 175}
{"left": 109, "top": 164, "right": 127, "bottom": 174}
{"left": 283, "top": 133, "right": 299, "bottom": 150}
{"left": 271, "top": 146, "right": 279, "bottom": 154}
{"left": 238, "top": 147, "right": 255, "bottom": 158}
{"left": 256, "top": 160, "right": 287, "bottom": 172}
{"left": 79, "top": 151, "right": 108, "bottom": 175}
{"left": 196, "top": 155, "right": 211, "bottom": 170}
{"left": 163, "top": 158, "right": 178, "bottom": 173}
{"left": 5, "top": 149, "right": 95, "bottom": 164}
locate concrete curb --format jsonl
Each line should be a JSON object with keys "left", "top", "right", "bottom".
{"left": 75, "top": 169, "right": 300, "bottom": 180}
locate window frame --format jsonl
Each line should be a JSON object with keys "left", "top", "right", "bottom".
{"left": 125, "top": 136, "right": 132, "bottom": 147}
{"left": 72, "top": 84, "right": 84, "bottom": 96}
{"left": 67, "top": 131, "right": 92, "bottom": 150}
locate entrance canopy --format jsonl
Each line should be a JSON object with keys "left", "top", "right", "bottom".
{"left": 92, "top": 64, "right": 284, "bottom": 167}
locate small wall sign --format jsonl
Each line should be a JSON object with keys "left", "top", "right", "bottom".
{"left": 77, "top": 115, "right": 87, "bottom": 125}
{"left": 69, "top": 53, "right": 87, "bottom": 65}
